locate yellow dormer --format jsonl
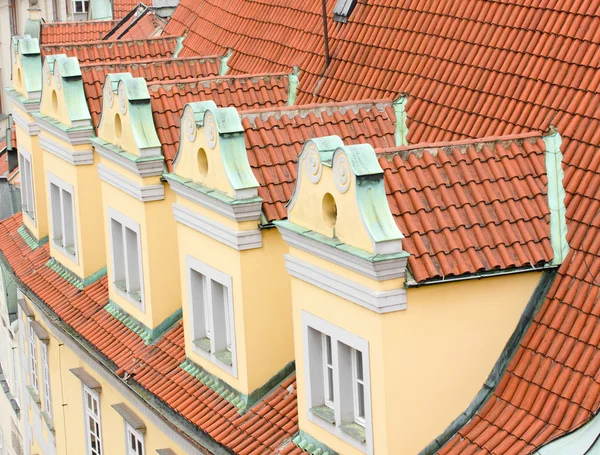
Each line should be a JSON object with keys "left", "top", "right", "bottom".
{"left": 32, "top": 54, "right": 104, "bottom": 285}
{"left": 165, "top": 101, "right": 294, "bottom": 404}
{"left": 6, "top": 36, "right": 48, "bottom": 242}
{"left": 91, "top": 74, "right": 181, "bottom": 340}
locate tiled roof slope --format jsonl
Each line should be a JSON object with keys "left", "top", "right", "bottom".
{"left": 147, "top": 73, "right": 291, "bottom": 169}
{"left": 379, "top": 133, "right": 553, "bottom": 282}
{"left": 80, "top": 56, "right": 222, "bottom": 126}
{"left": 0, "top": 213, "right": 297, "bottom": 454}
{"left": 166, "top": 0, "right": 600, "bottom": 451}
{"left": 114, "top": 0, "right": 142, "bottom": 19}
{"left": 114, "top": 10, "right": 166, "bottom": 40}
{"left": 40, "top": 20, "right": 118, "bottom": 45}
{"left": 241, "top": 100, "right": 397, "bottom": 222}
{"left": 40, "top": 36, "right": 179, "bottom": 63}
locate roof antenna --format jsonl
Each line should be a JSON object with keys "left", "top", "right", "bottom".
{"left": 321, "top": 0, "right": 331, "bottom": 68}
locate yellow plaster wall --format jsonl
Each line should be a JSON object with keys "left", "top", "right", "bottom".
{"left": 39, "top": 72, "right": 72, "bottom": 127}
{"left": 41, "top": 140, "right": 106, "bottom": 279}
{"left": 14, "top": 109, "right": 48, "bottom": 240}
{"left": 23, "top": 301, "right": 191, "bottom": 455}
{"left": 289, "top": 157, "right": 374, "bottom": 253}
{"left": 291, "top": 265, "right": 543, "bottom": 455}
{"left": 100, "top": 179, "right": 181, "bottom": 329}
{"left": 177, "top": 216, "right": 293, "bottom": 395}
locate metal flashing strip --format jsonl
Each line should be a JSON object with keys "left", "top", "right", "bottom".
{"left": 277, "top": 221, "right": 408, "bottom": 281}
{"left": 112, "top": 403, "right": 147, "bottom": 433}
{"left": 92, "top": 139, "right": 165, "bottom": 178}
{"left": 285, "top": 254, "right": 407, "bottom": 313}
{"left": 70, "top": 367, "right": 102, "bottom": 392}
{"left": 29, "top": 320, "right": 49, "bottom": 344}
{"left": 39, "top": 134, "right": 93, "bottom": 165}
{"left": 173, "top": 203, "right": 262, "bottom": 250}
{"left": 98, "top": 163, "right": 165, "bottom": 202}
{"left": 165, "top": 174, "right": 263, "bottom": 223}
{"left": 0, "top": 250, "right": 228, "bottom": 455}
{"left": 293, "top": 430, "right": 339, "bottom": 455}
{"left": 34, "top": 113, "right": 94, "bottom": 145}
{"left": 418, "top": 269, "right": 558, "bottom": 455}
{"left": 18, "top": 225, "right": 48, "bottom": 250}
{"left": 5, "top": 88, "right": 40, "bottom": 114}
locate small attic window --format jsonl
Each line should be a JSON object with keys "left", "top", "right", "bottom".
{"left": 333, "top": 0, "right": 358, "bottom": 23}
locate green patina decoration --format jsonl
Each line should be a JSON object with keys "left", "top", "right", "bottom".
{"left": 393, "top": 94, "right": 408, "bottom": 147}
{"left": 543, "top": 131, "right": 569, "bottom": 265}
{"left": 292, "top": 430, "right": 338, "bottom": 455}
{"left": 105, "top": 300, "right": 182, "bottom": 345}
{"left": 219, "top": 49, "right": 232, "bottom": 76}
{"left": 173, "top": 101, "right": 260, "bottom": 199}
{"left": 90, "top": 136, "right": 165, "bottom": 164}
{"left": 45, "top": 258, "right": 106, "bottom": 290}
{"left": 12, "top": 36, "right": 42, "bottom": 99}
{"left": 180, "top": 358, "right": 295, "bottom": 414}
{"left": 288, "top": 66, "right": 300, "bottom": 106}
{"left": 17, "top": 225, "right": 48, "bottom": 250}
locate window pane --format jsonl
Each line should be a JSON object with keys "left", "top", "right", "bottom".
{"left": 356, "top": 350, "right": 363, "bottom": 380}
{"left": 111, "top": 219, "right": 125, "bottom": 285}
{"left": 50, "top": 183, "right": 62, "bottom": 244}
{"left": 357, "top": 383, "right": 365, "bottom": 419}
{"left": 327, "top": 366, "right": 334, "bottom": 403}
{"left": 125, "top": 227, "right": 141, "bottom": 294}
{"left": 326, "top": 335, "right": 332, "bottom": 364}
{"left": 62, "top": 189, "right": 75, "bottom": 251}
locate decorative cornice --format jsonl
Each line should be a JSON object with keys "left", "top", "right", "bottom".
{"left": 165, "top": 174, "right": 263, "bottom": 222}
{"left": 34, "top": 113, "right": 94, "bottom": 146}
{"left": 10, "top": 103, "right": 40, "bottom": 136}
{"left": 5, "top": 88, "right": 40, "bottom": 114}
{"left": 98, "top": 163, "right": 164, "bottom": 202}
{"left": 276, "top": 220, "right": 408, "bottom": 281}
{"left": 93, "top": 138, "right": 164, "bottom": 177}
{"left": 172, "top": 203, "right": 262, "bottom": 250}
{"left": 284, "top": 254, "right": 407, "bottom": 313}
{"left": 39, "top": 134, "right": 93, "bottom": 166}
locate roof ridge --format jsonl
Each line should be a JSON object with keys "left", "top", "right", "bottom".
{"left": 377, "top": 130, "right": 546, "bottom": 159}
{"left": 40, "top": 35, "right": 179, "bottom": 48}
{"left": 79, "top": 54, "right": 222, "bottom": 69}
{"left": 146, "top": 71, "right": 291, "bottom": 88}
{"left": 41, "top": 19, "right": 119, "bottom": 27}
{"left": 240, "top": 98, "right": 394, "bottom": 123}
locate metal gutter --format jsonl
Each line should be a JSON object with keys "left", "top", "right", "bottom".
{"left": 417, "top": 268, "right": 558, "bottom": 455}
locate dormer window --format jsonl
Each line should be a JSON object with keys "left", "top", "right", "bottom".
{"left": 187, "top": 256, "right": 236, "bottom": 376}
{"left": 19, "top": 150, "right": 35, "bottom": 223}
{"left": 48, "top": 174, "right": 78, "bottom": 262}
{"left": 108, "top": 208, "right": 144, "bottom": 308}
{"left": 333, "top": 0, "right": 358, "bottom": 23}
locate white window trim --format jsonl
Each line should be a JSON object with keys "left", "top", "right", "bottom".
{"left": 73, "top": 0, "right": 89, "bottom": 13}
{"left": 18, "top": 148, "right": 36, "bottom": 225}
{"left": 125, "top": 423, "right": 145, "bottom": 455}
{"left": 48, "top": 172, "right": 79, "bottom": 264}
{"left": 186, "top": 255, "right": 237, "bottom": 378}
{"left": 41, "top": 342, "right": 52, "bottom": 421}
{"left": 107, "top": 207, "right": 145, "bottom": 311}
{"left": 83, "top": 385, "right": 103, "bottom": 455}
{"left": 28, "top": 320, "right": 38, "bottom": 393}
{"left": 302, "top": 311, "right": 373, "bottom": 455}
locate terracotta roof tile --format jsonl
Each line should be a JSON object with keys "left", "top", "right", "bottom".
{"left": 146, "top": 73, "right": 291, "bottom": 169}
{"left": 107, "top": 6, "right": 166, "bottom": 40}
{"left": 40, "top": 20, "right": 118, "bottom": 45}
{"left": 113, "top": 0, "right": 141, "bottom": 19}
{"left": 0, "top": 213, "right": 296, "bottom": 454}
{"left": 241, "top": 100, "right": 397, "bottom": 222}
{"left": 40, "top": 36, "right": 179, "bottom": 64}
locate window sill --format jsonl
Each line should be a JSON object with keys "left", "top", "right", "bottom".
{"left": 192, "top": 338, "right": 211, "bottom": 353}
{"left": 310, "top": 405, "right": 335, "bottom": 424}
{"left": 340, "top": 422, "right": 366, "bottom": 443}
{"left": 26, "top": 385, "right": 40, "bottom": 405}
{"left": 114, "top": 282, "right": 143, "bottom": 307}
{"left": 41, "top": 410, "right": 55, "bottom": 433}
{"left": 52, "top": 241, "right": 78, "bottom": 264}
{"left": 215, "top": 350, "right": 233, "bottom": 366}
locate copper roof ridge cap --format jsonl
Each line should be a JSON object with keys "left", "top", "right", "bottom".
{"left": 239, "top": 98, "right": 394, "bottom": 123}
{"left": 40, "top": 34, "right": 179, "bottom": 48}
{"left": 79, "top": 54, "right": 222, "bottom": 69}
{"left": 376, "top": 130, "right": 545, "bottom": 160}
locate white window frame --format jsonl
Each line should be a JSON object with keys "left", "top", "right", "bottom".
{"left": 83, "top": 385, "right": 103, "bottom": 455}
{"left": 48, "top": 173, "right": 78, "bottom": 263}
{"left": 40, "top": 342, "right": 52, "bottom": 420}
{"left": 73, "top": 0, "right": 89, "bottom": 13}
{"left": 302, "top": 311, "right": 373, "bottom": 455}
{"left": 187, "top": 255, "right": 237, "bottom": 378}
{"left": 28, "top": 320, "right": 38, "bottom": 392}
{"left": 18, "top": 148, "right": 35, "bottom": 224}
{"left": 125, "top": 423, "right": 145, "bottom": 455}
{"left": 107, "top": 208, "right": 145, "bottom": 310}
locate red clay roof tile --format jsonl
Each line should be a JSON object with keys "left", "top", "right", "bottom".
{"left": 40, "top": 20, "right": 118, "bottom": 45}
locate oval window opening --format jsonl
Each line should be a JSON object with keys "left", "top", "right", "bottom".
{"left": 322, "top": 192, "right": 337, "bottom": 228}
{"left": 114, "top": 113, "right": 122, "bottom": 139}
{"left": 197, "top": 148, "right": 208, "bottom": 178}
{"left": 51, "top": 90, "right": 59, "bottom": 113}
